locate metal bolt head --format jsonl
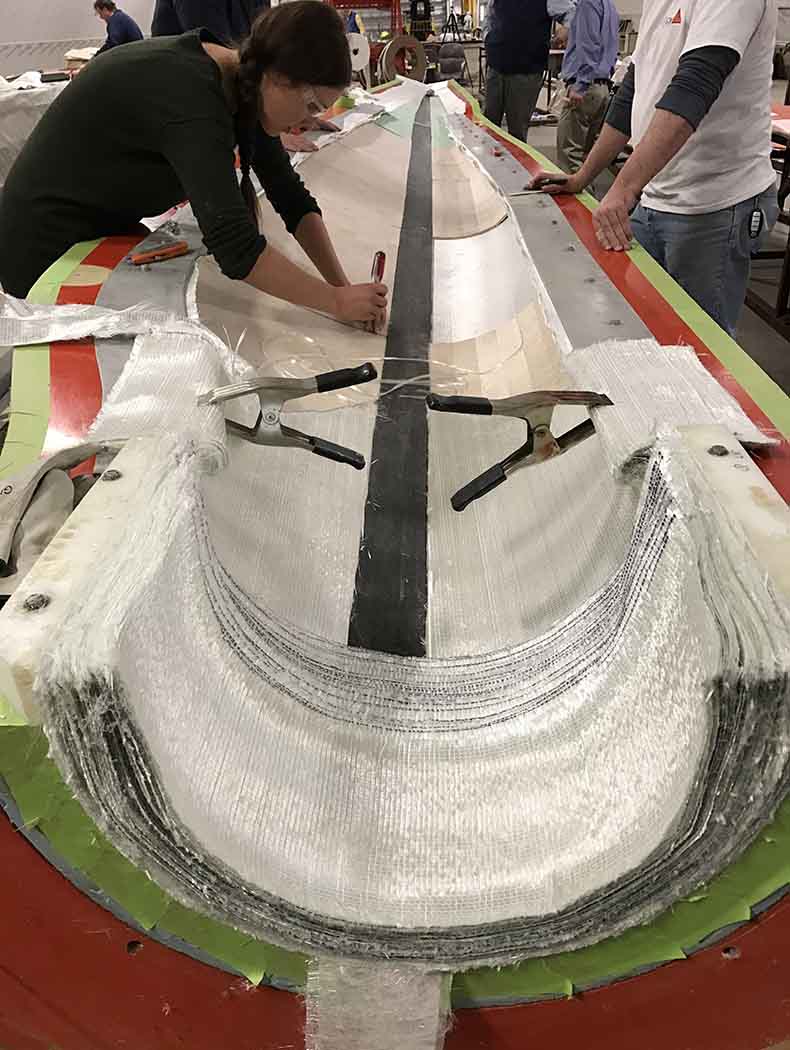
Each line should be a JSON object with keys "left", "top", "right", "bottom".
{"left": 23, "top": 593, "right": 50, "bottom": 612}
{"left": 263, "top": 411, "right": 278, "bottom": 425}
{"left": 102, "top": 469, "right": 122, "bottom": 482}
{"left": 708, "top": 445, "right": 729, "bottom": 458}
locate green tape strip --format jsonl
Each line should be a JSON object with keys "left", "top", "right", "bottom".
{"left": 39, "top": 798, "right": 107, "bottom": 872}
{"left": 0, "top": 238, "right": 101, "bottom": 482}
{"left": 450, "top": 82, "right": 790, "bottom": 438}
{"left": 454, "top": 959, "right": 572, "bottom": 1005}
{"left": 157, "top": 902, "right": 306, "bottom": 987}
{"left": 546, "top": 926, "right": 686, "bottom": 987}
{"left": 0, "top": 342, "right": 51, "bottom": 480}
{"left": 5, "top": 758, "right": 71, "bottom": 828}
{"left": 376, "top": 98, "right": 423, "bottom": 139}
{"left": 0, "top": 690, "right": 28, "bottom": 728}
{"left": 87, "top": 847, "right": 170, "bottom": 931}
{"left": 28, "top": 239, "right": 102, "bottom": 306}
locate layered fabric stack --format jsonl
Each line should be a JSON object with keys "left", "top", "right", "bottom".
{"left": 0, "top": 81, "right": 788, "bottom": 1049}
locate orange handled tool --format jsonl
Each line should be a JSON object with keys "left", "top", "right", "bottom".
{"left": 131, "top": 241, "right": 190, "bottom": 266}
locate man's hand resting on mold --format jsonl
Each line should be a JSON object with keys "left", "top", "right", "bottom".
{"left": 530, "top": 170, "right": 584, "bottom": 195}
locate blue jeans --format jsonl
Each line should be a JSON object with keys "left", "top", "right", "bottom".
{"left": 630, "top": 186, "right": 779, "bottom": 338}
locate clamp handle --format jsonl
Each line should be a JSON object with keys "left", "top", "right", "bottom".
{"left": 315, "top": 362, "right": 377, "bottom": 393}
{"left": 310, "top": 436, "right": 365, "bottom": 470}
{"left": 451, "top": 464, "right": 507, "bottom": 512}
{"left": 427, "top": 394, "right": 493, "bottom": 416}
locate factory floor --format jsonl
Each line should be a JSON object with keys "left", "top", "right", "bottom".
{"left": 519, "top": 80, "right": 790, "bottom": 398}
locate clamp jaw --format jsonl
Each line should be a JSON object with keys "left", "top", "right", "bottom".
{"left": 427, "top": 389, "right": 613, "bottom": 511}
{"left": 198, "top": 362, "right": 378, "bottom": 470}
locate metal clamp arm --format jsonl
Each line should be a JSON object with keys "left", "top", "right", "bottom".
{"left": 427, "top": 388, "right": 612, "bottom": 511}
{"left": 201, "top": 362, "right": 378, "bottom": 471}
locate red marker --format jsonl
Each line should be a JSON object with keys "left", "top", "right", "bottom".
{"left": 370, "top": 250, "right": 386, "bottom": 283}
{"left": 367, "top": 251, "right": 386, "bottom": 333}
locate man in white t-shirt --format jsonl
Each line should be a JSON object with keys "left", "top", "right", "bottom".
{"left": 533, "top": 0, "right": 779, "bottom": 337}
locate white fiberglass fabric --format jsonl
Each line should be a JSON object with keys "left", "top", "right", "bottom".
{"left": 2, "top": 96, "right": 787, "bottom": 970}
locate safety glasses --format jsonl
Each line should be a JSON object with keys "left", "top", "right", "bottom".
{"left": 302, "top": 86, "right": 324, "bottom": 117}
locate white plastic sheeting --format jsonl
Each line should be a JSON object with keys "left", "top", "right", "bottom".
{"left": 0, "top": 80, "right": 66, "bottom": 188}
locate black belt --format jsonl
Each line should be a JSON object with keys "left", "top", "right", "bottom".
{"left": 565, "top": 77, "right": 612, "bottom": 86}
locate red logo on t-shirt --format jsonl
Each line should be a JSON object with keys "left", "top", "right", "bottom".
{"left": 670, "top": 8, "right": 682, "bottom": 22}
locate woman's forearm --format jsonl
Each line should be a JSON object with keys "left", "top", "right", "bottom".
{"left": 243, "top": 242, "right": 337, "bottom": 314}
{"left": 294, "top": 211, "right": 349, "bottom": 286}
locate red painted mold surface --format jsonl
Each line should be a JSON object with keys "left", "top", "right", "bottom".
{"left": 1, "top": 819, "right": 790, "bottom": 1049}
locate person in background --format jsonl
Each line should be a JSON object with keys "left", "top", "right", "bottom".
{"left": 94, "top": 0, "right": 144, "bottom": 54}
{"left": 0, "top": 3, "right": 387, "bottom": 331}
{"left": 557, "top": 0, "right": 620, "bottom": 173}
{"left": 484, "top": 0, "right": 576, "bottom": 143}
{"left": 533, "top": 0, "right": 779, "bottom": 338}
{"left": 151, "top": 0, "right": 270, "bottom": 45}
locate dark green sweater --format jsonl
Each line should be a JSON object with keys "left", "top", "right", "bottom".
{"left": 0, "top": 31, "right": 320, "bottom": 298}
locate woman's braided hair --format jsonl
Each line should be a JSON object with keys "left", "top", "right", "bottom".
{"left": 236, "top": 1, "right": 351, "bottom": 221}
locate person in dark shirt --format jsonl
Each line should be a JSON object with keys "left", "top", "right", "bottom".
{"left": 151, "top": 0, "right": 270, "bottom": 45}
{"left": 0, "top": 2, "right": 387, "bottom": 330}
{"left": 484, "top": 0, "right": 575, "bottom": 143}
{"left": 94, "top": 0, "right": 144, "bottom": 54}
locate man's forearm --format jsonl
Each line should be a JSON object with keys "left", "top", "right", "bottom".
{"left": 615, "top": 108, "right": 693, "bottom": 196}
{"left": 244, "top": 243, "right": 337, "bottom": 315}
{"left": 294, "top": 212, "right": 349, "bottom": 287}
{"left": 577, "top": 123, "right": 630, "bottom": 185}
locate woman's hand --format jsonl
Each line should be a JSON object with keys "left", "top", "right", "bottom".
{"left": 331, "top": 282, "right": 388, "bottom": 331}
{"left": 531, "top": 170, "right": 585, "bottom": 195}
{"left": 281, "top": 118, "right": 340, "bottom": 152}
{"left": 281, "top": 131, "right": 318, "bottom": 153}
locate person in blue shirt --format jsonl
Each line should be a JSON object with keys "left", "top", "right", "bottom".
{"left": 94, "top": 0, "right": 144, "bottom": 54}
{"left": 557, "top": 0, "right": 620, "bottom": 172}
{"left": 484, "top": 0, "right": 576, "bottom": 144}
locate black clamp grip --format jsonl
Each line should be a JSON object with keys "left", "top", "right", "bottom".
{"left": 310, "top": 436, "right": 366, "bottom": 471}
{"left": 315, "top": 362, "right": 377, "bottom": 394}
{"left": 451, "top": 464, "right": 507, "bottom": 512}
{"left": 426, "top": 394, "right": 493, "bottom": 416}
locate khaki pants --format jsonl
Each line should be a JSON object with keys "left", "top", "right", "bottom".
{"left": 556, "top": 83, "right": 611, "bottom": 174}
